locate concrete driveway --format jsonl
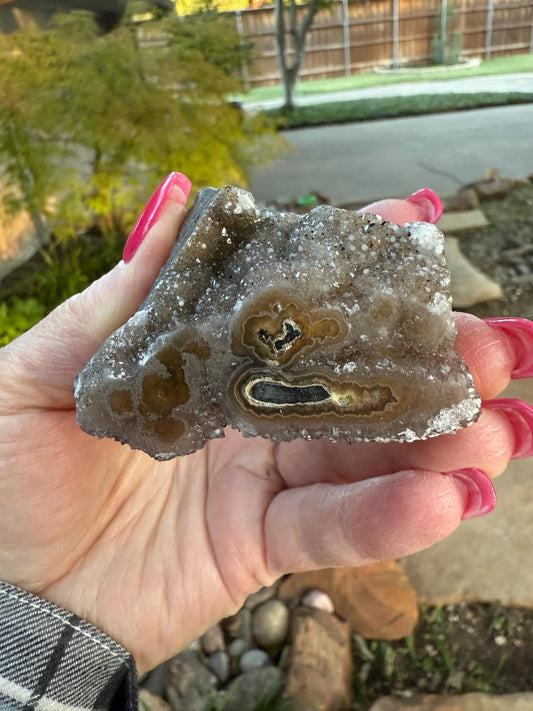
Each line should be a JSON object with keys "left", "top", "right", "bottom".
{"left": 251, "top": 103, "right": 533, "bottom": 205}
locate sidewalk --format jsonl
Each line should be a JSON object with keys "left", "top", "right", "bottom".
{"left": 243, "top": 73, "right": 533, "bottom": 111}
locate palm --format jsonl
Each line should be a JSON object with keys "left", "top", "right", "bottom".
{"left": 0, "top": 197, "right": 518, "bottom": 675}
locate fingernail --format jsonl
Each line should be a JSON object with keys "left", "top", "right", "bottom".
{"left": 445, "top": 468, "right": 497, "bottom": 520}
{"left": 406, "top": 188, "right": 443, "bottom": 224}
{"left": 123, "top": 172, "right": 192, "bottom": 264}
{"left": 484, "top": 317, "right": 533, "bottom": 379}
{"left": 483, "top": 398, "right": 533, "bottom": 459}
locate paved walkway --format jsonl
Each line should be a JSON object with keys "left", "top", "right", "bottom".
{"left": 244, "top": 73, "right": 533, "bottom": 111}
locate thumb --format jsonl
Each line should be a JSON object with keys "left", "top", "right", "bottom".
{"left": 359, "top": 188, "right": 443, "bottom": 225}
{"left": 1, "top": 173, "right": 191, "bottom": 411}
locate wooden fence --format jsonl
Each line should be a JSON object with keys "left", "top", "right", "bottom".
{"left": 230, "top": 0, "right": 533, "bottom": 87}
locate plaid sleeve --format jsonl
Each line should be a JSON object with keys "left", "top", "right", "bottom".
{"left": 0, "top": 581, "right": 138, "bottom": 710}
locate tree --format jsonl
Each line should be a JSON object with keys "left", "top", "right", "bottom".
{"left": 0, "top": 9, "right": 277, "bottom": 242}
{"left": 274, "top": 0, "right": 324, "bottom": 112}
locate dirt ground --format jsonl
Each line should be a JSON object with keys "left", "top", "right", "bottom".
{"left": 456, "top": 182, "right": 533, "bottom": 319}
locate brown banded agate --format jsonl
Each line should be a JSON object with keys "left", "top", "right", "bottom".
{"left": 74, "top": 186, "right": 481, "bottom": 460}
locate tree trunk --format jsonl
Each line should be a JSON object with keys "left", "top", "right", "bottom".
{"left": 274, "top": 0, "right": 323, "bottom": 112}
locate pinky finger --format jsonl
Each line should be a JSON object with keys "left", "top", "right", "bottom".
{"left": 264, "top": 468, "right": 496, "bottom": 576}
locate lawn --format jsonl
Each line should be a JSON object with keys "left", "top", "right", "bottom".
{"left": 237, "top": 54, "right": 533, "bottom": 104}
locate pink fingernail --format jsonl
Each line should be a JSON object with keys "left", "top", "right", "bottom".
{"left": 406, "top": 188, "right": 443, "bottom": 224}
{"left": 123, "top": 172, "right": 192, "bottom": 264}
{"left": 484, "top": 317, "right": 533, "bottom": 379}
{"left": 445, "top": 468, "right": 497, "bottom": 520}
{"left": 483, "top": 398, "right": 533, "bottom": 459}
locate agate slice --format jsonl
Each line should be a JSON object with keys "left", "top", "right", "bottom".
{"left": 74, "top": 186, "right": 481, "bottom": 460}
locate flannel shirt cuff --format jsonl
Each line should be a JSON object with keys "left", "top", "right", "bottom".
{"left": 0, "top": 581, "right": 137, "bottom": 710}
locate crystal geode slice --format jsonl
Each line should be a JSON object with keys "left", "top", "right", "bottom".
{"left": 74, "top": 186, "right": 481, "bottom": 460}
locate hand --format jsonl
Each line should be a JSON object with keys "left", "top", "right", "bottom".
{"left": 0, "top": 178, "right": 528, "bottom": 674}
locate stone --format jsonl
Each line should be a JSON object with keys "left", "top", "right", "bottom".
{"left": 165, "top": 650, "right": 217, "bottom": 711}
{"left": 208, "top": 650, "right": 230, "bottom": 683}
{"left": 201, "top": 624, "right": 225, "bottom": 655}
{"left": 438, "top": 209, "right": 489, "bottom": 233}
{"left": 369, "top": 692, "right": 533, "bottom": 710}
{"left": 278, "top": 561, "right": 418, "bottom": 640}
{"left": 140, "top": 661, "right": 171, "bottom": 698}
{"left": 445, "top": 237, "right": 503, "bottom": 307}
{"left": 222, "top": 607, "right": 252, "bottom": 641}
{"left": 75, "top": 186, "right": 481, "bottom": 460}
{"left": 138, "top": 689, "right": 173, "bottom": 711}
{"left": 239, "top": 648, "right": 271, "bottom": 672}
{"left": 285, "top": 607, "right": 352, "bottom": 711}
{"left": 442, "top": 189, "right": 479, "bottom": 212}
{"left": 244, "top": 582, "right": 279, "bottom": 609}
{"left": 223, "top": 667, "right": 284, "bottom": 711}
{"left": 302, "top": 589, "right": 335, "bottom": 614}
{"left": 227, "top": 637, "right": 250, "bottom": 660}
{"left": 251, "top": 599, "right": 290, "bottom": 650}
{"left": 466, "top": 169, "right": 528, "bottom": 201}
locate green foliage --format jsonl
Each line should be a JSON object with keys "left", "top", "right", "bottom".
{"left": 265, "top": 91, "right": 533, "bottom": 128}
{"left": 0, "top": 8, "right": 278, "bottom": 242}
{"left": 0, "top": 297, "right": 47, "bottom": 346}
{"left": 432, "top": 1, "right": 462, "bottom": 65}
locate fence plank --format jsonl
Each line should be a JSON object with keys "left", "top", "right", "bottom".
{"left": 233, "top": 0, "right": 533, "bottom": 87}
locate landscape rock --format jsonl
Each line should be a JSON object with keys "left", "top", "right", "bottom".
{"left": 165, "top": 649, "right": 217, "bottom": 711}
{"left": 466, "top": 169, "right": 528, "bottom": 201}
{"left": 201, "top": 624, "right": 226, "bottom": 654}
{"left": 251, "top": 599, "right": 290, "bottom": 650}
{"left": 278, "top": 561, "right": 418, "bottom": 640}
{"left": 285, "top": 607, "right": 352, "bottom": 711}
{"left": 138, "top": 689, "right": 173, "bottom": 711}
{"left": 445, "top": 236, "right": 503, "bottom": 307}
{"left": 302, "top": 589, "right": 335, "bottom": 614}
{"left": 208, "top": 650, "right": 230, "bottom": 683}
{"left": 239, "top": 648, "right": 272, "bottom": 672}
{"left": 442, "top": 189, "right": 479, "bottom": 212}
{"left": 222, "top": 667, "right": 284, "bottom": 711}
{"left": 369, "top": 692, "right": 533, "bottom": 710}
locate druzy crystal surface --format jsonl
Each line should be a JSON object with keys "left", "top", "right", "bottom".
{"left": 75, "top": 186, "right": 481, "bottom": 460}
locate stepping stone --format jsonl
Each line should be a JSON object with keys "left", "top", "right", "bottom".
{"left": 445, "top": 236, "right": 502, "bottom": 307}
{"left": 438, "top": 209, "right": 489, "bottom": 233}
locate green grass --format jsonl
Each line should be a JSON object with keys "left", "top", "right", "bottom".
{"left": 263, "top": 91, "right": 533, "bottom": 129}
{"left": 238, "top": 53, "right": 533, "bottom": 103}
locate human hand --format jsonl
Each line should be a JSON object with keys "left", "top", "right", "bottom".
{"left": 0, "top": 176, "right": 529, "bottom": 674}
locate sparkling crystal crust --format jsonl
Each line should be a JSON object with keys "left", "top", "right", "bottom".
{"left": 74, "top": 186, "right": 481, "bottom": 460}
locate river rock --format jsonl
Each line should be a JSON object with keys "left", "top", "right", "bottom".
{"left": 302, "top": 589, "right": 335, "bottom": 614}
{"left": 223, "top": 667, "right": 284, "bottom": 711}
{"left": 201, "top": 623, "right": 225, "bottom": 654}
{"left": 252, "top": 599, "right": 290, "bottom": 650}
{"left": 239, "top": 648, "right": 271, "bottom": 672}
{"left": 208, "top": 650, "right": 230, "bottom": 683}
{"left": 165, "top": 649, "right": 217, "bottom": 711}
